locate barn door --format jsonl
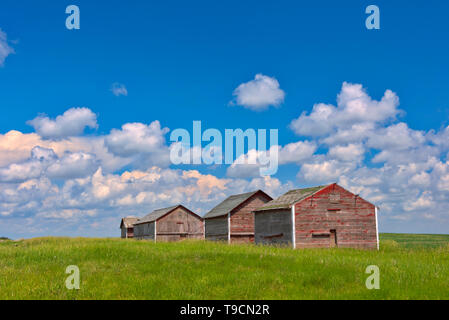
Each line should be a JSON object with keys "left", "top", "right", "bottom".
{"left": 330, "top": 229, "right": 337, "bottom": 247}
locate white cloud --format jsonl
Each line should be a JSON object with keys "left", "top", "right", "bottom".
{"left": 278, "top": 141, "right": 317, "bottom": 165}
{"left": 27, "top": 107, "right": 98, "bottom": 139}
{"left": 226, "top": 141, "right": 317, "bottom": 179}
{"left": 328, "top": 143, "right": 364, "bottom": 162}
{"left": 231, "top": 74, "right": 285, "bottom": 111}
{"left": 367, "top": 123, "right": 425, "bottom": 151}
{"left": 105, "top": 121, "right": 171, "bottom": 168}
{"left": 0, "top": 158, "right": 44, "bottom": 182}
{"left": 0, "top": 146, "right": 99, "bottom": 182}
{"left": 289, "top": 82, "right": 449, "bottom": 227}
{"left": 0, "top": 29, "right": 14, "bottom": 66}
{"left": 3, "top": 84, "right": 449, "bottom": 236}
{"left": 111, "top": 83, "right": 128, "bottom": 97}
{"left": 298, "top": 158, "right": 356, "bottom": 183}
{"left": 290, "top": 82, "right": 401, "bottom": 138}
{"left": 46, "top": 152, "right": 99, "bottom": 179}
{"left": 105, "top": 121, "right": 168, "bottom": 156}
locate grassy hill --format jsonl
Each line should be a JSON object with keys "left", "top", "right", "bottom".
{"left": 0, "top": 234, "right": 448, "bottom": 300}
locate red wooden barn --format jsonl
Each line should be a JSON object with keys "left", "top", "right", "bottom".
{"left": 204, "top": 190, "right": 273, "bottom": 244}
{"left": 254, "top": 183, "right": 379, "bottom": 249}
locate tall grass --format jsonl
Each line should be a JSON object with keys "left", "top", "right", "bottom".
{"left": 0, "top": 236, "right": 448, "bottom": 300}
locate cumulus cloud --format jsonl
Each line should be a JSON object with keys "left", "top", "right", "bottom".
{"left": 3, "top": 84, "right": 449, "bottom": 237}
{"left": 0, "top": 29, "right": 14, "bottom": 66}
{"left": 278, "top": 141, "right": 317, "bottom": 165}
{"left": 0, "top": 146, "right": 99, "bottom": 182}
{"left": 27, "top": 107, "right": 98, "bottom": 139}
{"left": 289, "top": 83, "right": 449, "bottom": 229}
{"left": 105, "top": 121, "right": 171, "bottom": 168}
{"left": 231, "top": 74, "right": 285, "bottom": 111}
{"left": 105, "top": 121, "right": 168, "bottom": 156}
{"left": 226, "top": 141, "right": 317, "bottom": 179}
{"left": 298, "top": 158, "right": 356, "bottom": 183}
{"left": 111, "top": 83, "right": 128, "bottom": 96}
{"left": 328, "top": 143, "right": 364, "bottom": 162}
{"left": 46, "top": 152, "right": 99, "bottom": 179}
{"left": 0, "top": 164, "right": 291, "bottom": 236}
{"left": 290, "top": 82, "right": 401, "bottom": 138}
{"left": 1, "top": 106, "right": 298, "bottom": 237}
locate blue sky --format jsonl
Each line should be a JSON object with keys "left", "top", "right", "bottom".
{"left": 0, "top": 0, "right": 449, "bottom": 238}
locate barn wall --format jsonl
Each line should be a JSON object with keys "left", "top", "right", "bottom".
{"left": 294, "top": 184, "right": 377, "bottom": 249}
{"left": 229, "top": 192, "right": 272, "bottom": 243}
{"left": 254, "top": 209, "right": 293, "bottom": 246}
{"left": 156, "top": 206, "right": 204, "bottom": 242}
{"left": 205, "top": 216, "right": 228, "bottom": 241}
{"left": 121, "top": 227, "right": 126, "bottom": 238}
{"left": 134, "top": 221, "right": 155, "bottom": 240}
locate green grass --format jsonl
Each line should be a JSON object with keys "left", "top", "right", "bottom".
{"left": 380, "top": 233, "right": 449, "bottom": 248}
{"left": 0, "top": 234, "right": 448, "bottom": 300}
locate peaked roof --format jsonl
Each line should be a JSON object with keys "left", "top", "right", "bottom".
{"left": 255, "top": 185, "right": 330, "bottom": 212}
{"left": 134, "top": 205, "right": 200, "bottom": 225}
{"left": 120, "top": 217, "right": 139, "bottom": 228}
{"left": 204, "top": 190, "right": 272, "bottom": 219}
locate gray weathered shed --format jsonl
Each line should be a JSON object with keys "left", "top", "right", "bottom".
{"left": 120, "top": 216, "right": 139, "bottom": 239}
{"left": 133, "top": 205, "right": 204, "bottom": 241}
{"left": 204, "top": 190, "right": 272, "bottom": 244}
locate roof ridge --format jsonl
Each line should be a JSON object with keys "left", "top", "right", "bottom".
{"left": 135, "top": 204, "right": 181, "bottom": 224}
{"left": 255, "top": 184, "right": 331, "bottom": 212}
{"left": 204, "top": 190, "right": 267, "bottom": 219}
{"left": 289, "top": 184, "right": 330, "bottom": 202}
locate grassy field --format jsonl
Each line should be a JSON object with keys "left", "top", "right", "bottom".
{"left": 380, "top": 233, "right": 449, "bottom": 248}
{"left": 0, "top": 234, "right": 448, "bottom": 300}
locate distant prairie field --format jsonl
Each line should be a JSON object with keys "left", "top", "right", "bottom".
{"left": 0, "top": 234, "right": 448, "bottom": 300}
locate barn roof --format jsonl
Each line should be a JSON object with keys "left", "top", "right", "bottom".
{"left": 204, "top": 190, "right": 272, "bottom": 219}
{"left": 255, "top": 185, "right": 330, "bottom": 212}
{"left": 134, "top": 205, "right": 200, "bottom": 225}
{"left": 120, "top": 217, "right": 139, "bottom": 229}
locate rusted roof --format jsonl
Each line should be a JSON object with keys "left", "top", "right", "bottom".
{"left": 204, "top": 190, "right": 272, "bottom": 219}
{"left": 255, "top": 185, "right": 330, "bottom": 212}
{"left": 120, "top": 217, "right": 139, "bottom": 228}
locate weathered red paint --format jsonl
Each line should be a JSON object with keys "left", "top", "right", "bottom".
{"left": 230, "top": 192, "right": 272, "bottom": 244}
{"left": 294, "top": 183, "right": 377, "bottom": 249}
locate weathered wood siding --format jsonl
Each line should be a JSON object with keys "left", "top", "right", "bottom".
{"left": 134, "top": 221, "right": 155, "bottom": 240}
{"left": 230, "top": 192, "right": 272, "bottom": 243}
{"left": 121, "top": 227, "right": 126, "bottom": 238}
{"left": 254, "top": 209, "right": 293, "bottom": 246}
{"left": 205, "top": 216, "right": 228, "bottom": 241}
{"left": 295, "top": 184, "right": 377, "bottom": 249}
{"left": 156, "top": 206, "right": 204, "bottom": 242}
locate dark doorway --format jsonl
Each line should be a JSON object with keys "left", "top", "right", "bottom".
{"left": 330, "top": 229, "right": 337, "bottom": 247}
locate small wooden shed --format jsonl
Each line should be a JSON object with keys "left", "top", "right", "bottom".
{"left": 133, "top": 205, "right": 204, "bottom": 241}
{"left": 204, "top": 190, "right": 273, "bottom": 244}
{"left": 120, "top": 217, "right": 139, "bottom": 238}
{"left": 254, "top": 183, "right": 379, "bottom": 249}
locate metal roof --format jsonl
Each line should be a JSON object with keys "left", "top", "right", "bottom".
{"left": 203, "top": 190, "right": 271, "bottom": 219}
{"left": 255, "top": 185, "right": 330, "bottom": 212}
{"left": 134, "top": 205, "right": 180, "bottom": 225}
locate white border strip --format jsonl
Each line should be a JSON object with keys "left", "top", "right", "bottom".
{"left": 375, "top": 207, "right": 379, "bottom": 250}
{"left": 291, "top": 204, "right": 296, "bottom": 249}
{"left": 154, "top": 221, "right": 157, "bottom": 243}
{"left": 228, "top": 213, "right": 231, "bottom": 244}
